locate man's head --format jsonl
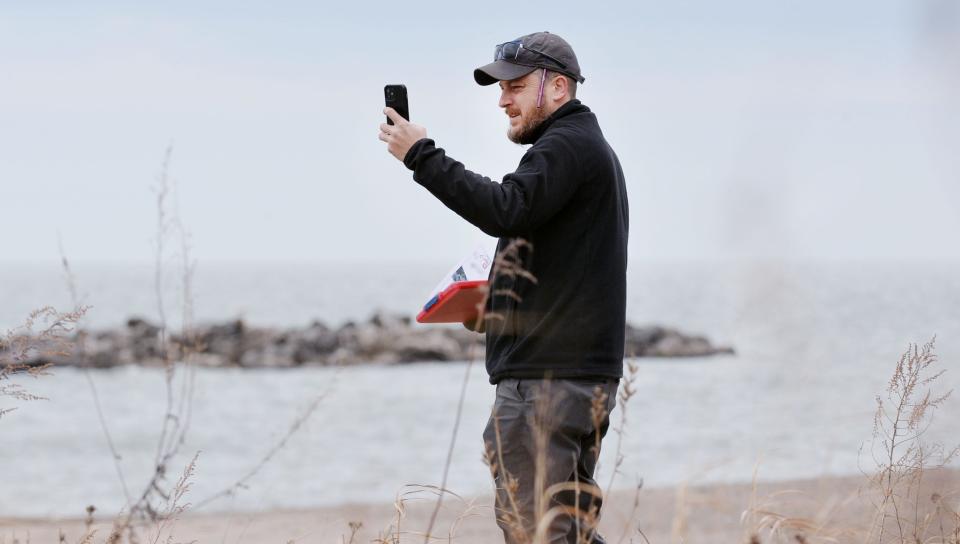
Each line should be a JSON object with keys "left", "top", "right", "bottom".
{"left": 498, "top": 69, "right": 576, "bottom": 144}
{"left": 474, "top": 31, "right": 584, "bottom": 144}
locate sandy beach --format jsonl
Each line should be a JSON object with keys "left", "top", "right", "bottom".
{"left": 4, "top": 468, "right": 958, "bottom": 543}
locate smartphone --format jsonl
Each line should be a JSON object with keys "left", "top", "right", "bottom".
{"left": 384, "top": 84, "right": 409, "bottom": 125}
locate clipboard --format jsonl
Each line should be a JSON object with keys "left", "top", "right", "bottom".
{"left": 416, "top": 280, "right": 488, "bottom": 324}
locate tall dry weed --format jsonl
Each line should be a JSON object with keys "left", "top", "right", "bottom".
{"left": 420, "top": 238, "right": 536, "bottom": 543}
{"left": 100, "top": 145, "right": 202, "bottom": 542}
{"left": 864, "top": 337, "right": 959, "bottom": 543}
{"left": 415, "top": 237, "right": 635, "bottom": 543}
{"left": 13, "top": 146, "right": 336, "bottom": 544}
{"left": 0, "top": 305, "right": 88, "bottom": 420}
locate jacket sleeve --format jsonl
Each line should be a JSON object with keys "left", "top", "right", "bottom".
{"left": 403, "top": 136, "right": 582, "bottom": 238}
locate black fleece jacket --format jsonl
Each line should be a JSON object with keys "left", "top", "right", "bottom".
{"left": 403, "top": 99, "right": 629, "bottom": 384}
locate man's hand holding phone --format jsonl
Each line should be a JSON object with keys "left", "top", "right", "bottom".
{"left": 379, "top": 107, "right": 427, "bottom": 162}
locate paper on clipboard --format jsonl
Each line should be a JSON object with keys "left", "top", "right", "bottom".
{"left": 424, "top": 242, "right": 494, "bottom": 303}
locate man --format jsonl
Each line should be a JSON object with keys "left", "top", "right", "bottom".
{"left": 378, "top": 31, "right": 628, "bottom": 544}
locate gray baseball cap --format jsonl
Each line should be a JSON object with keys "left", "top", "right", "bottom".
{"left": 474, "top": 31, "right": 585, "bottom": 86}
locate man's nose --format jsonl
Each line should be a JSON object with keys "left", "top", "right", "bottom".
{"left": 498, "top": 91, "right": 510, "bottom": 109}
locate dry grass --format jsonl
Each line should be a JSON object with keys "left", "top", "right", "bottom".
{"left": 99, "top": 145, "right": 202, "bottom": 542}
{"left": 863, "top": 337, "right": 960, "bottom": 543}
{"left": 438, "top": 239, "right": 637, "bottom": 543}
{"left": 0, "top": 305, "right": 88, "bottom": 420}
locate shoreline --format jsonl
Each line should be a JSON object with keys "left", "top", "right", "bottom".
{"left": 5, "top": 468, "right": 958, "bottom": 542}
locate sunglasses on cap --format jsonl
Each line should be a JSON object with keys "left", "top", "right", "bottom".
{"left": 494, "top": 40, "right": 569, "bottom": 70}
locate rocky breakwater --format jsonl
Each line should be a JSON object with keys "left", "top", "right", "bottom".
{"left": 4, "top": 313, "right": 735, "bottom": 368}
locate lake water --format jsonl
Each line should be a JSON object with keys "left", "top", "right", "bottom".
{"left": 1, "top": 259, "right": 959, "bottom": 518}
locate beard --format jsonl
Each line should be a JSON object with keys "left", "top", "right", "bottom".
{"left": 507, "top": 105, "right": 551, "bottom": 145}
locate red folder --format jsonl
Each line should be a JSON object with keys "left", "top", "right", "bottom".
{"left": 416, "top": 280, "right": 489, "bottom": 324}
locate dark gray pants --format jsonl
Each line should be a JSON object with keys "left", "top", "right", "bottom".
{"left": 483, "top": 377, "right": 619, "bottom": 544}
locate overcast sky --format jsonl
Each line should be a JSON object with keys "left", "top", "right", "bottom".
{"left": 2, "top": 0, "right": 958, "bottom": 264}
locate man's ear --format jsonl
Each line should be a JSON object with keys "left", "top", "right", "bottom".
{"left": 552, "top": 74, "right": 569, "bottom": 101}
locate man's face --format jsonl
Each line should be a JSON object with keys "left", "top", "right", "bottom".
{"left": 498, "top": 70, "right": 551, "bottom": 144}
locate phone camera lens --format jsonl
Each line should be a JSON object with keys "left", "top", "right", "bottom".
{"left": 386, "top": 89, "right": 395, "bottom": 99}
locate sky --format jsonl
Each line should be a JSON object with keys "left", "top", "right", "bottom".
{"left": 2, "top": 0, "right": 958, "bottom": 264}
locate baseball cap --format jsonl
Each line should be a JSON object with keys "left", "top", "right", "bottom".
{"left": 474, "top": 31, "right": 585, "bottom": 86}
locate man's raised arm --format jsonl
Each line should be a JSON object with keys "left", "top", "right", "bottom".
{"left": 380, "top": 107, "right": 581, "bottom": 237}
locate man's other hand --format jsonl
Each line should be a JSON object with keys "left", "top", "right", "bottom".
{"left": 379, "top": 107, "right": 427, "bottom": 161}
{"left": 462, "top": 315, "right": 486, "bottom": 334}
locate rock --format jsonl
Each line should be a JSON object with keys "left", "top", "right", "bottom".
{"left": 196, "top": 319, "right": 245, "bottom": 364}
{"left": 625, "top": 324, "right": 734, "bottom": 357}
{"left": 291, "top": 322, "right": 338, "bottom": 364}
{"left": 369, "top": 311, "right": 410, "bottom": 329}
{"left": 126, "top": 317, "right": 163, "bottom": 361}
{"left": 126, "top": 317, "right": 161, "bottom": 338}
{"left": 394, "top": 329, "right": 463, "bottom": 362}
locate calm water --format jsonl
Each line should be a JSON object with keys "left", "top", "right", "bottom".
{"left": 1, "top": 260, "right": 959, "bottom": 518}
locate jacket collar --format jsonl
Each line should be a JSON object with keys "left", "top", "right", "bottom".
{"left": 521, "top": 99, "right": 590, "bottom": 145}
